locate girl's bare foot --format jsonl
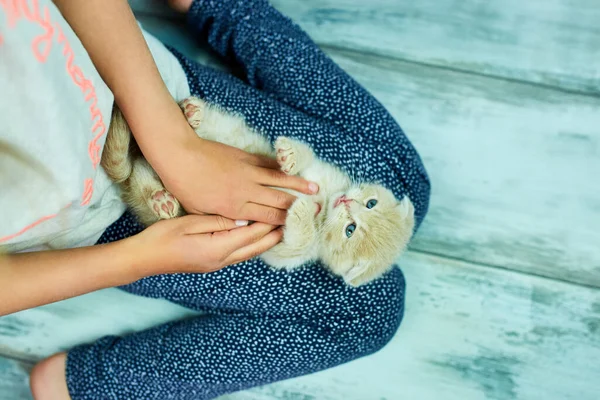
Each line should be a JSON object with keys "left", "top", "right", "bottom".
{"left": 30, "top": 353, "right": 72, "bottom": 400}
{"left": 167, "top": 0, "right": 193, "bottom": 13}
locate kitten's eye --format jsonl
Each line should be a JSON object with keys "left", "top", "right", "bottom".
{"left": 345, "top": 223, "right": 356, "bottom": 238}
{"left": 366, "top": 199, "right": 378, "bottom": 209}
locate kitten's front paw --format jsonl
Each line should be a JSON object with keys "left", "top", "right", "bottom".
{"left": 275, "top": 137, "right": 298, "bottom": 175}
{"left": 180, "top": 97, "right": 205, "bottom": 129}
{"left": 286, "top": 198, "right": 318, "bottom": 235}
{"left": 148, "top": 189, "right": 181, "bottom": 220}
{"left": 275, "top": 136, "right": 316, "bottom": 176}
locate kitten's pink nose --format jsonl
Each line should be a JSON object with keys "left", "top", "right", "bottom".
{"left": 334, "top": 195, "right": 347, "bottom": 208}
{"left": 334, "top": 195, "right": 354, "bottom": 209}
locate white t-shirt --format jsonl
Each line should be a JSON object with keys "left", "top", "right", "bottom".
{"left": 0, "top": 0, "right": 190, "bottom": 252}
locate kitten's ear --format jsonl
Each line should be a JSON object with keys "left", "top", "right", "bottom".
{"left": 398, "top": 196, "right": 414, "bottom": 219}
{"left": 343, "top": 261, "right": 369, "bottom": 287}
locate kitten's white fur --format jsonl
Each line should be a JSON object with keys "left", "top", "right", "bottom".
{"left": 101, "top": 97, "right": 415, "bottom": 287}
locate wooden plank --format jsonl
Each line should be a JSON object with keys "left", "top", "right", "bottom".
{"left": 0, "top": 357, "right": 32, "bottom": 400}
{"left": 136, "top": 16, "right": 600, "bottom": 287}
{"left": 0, "top": 289, "right": 199, "bottom": 361}
{"left": 2, "top": 251, "right": 599, "bottom": 399}
{"left": 129, "top": 0, "right": 600, "bottom": 95}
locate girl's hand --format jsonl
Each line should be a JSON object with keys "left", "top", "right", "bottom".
{"left": 54, "top": 0, "right": 318, "bottom": 225}
{"left": 133, "top": 214, "right": 283, "bottom": 275}
{"left": 0, "top": 214, "right": 278, "bottom": 316}
{"left": 152, "top": 134, "right": 319, "bottom": 226}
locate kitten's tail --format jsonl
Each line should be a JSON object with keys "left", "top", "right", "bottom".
{"left": 100, "top": 106, "right": 134, "bottom": 183}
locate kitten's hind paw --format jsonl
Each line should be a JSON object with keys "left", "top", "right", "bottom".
{"left": 148, "top": 189, "right": 181, "bottom": 220}
{"left": 288, "top": 198, "right": 320, "bottom": 225}
{"left": 180, "top": 97, "right": 205, "bottom": 129}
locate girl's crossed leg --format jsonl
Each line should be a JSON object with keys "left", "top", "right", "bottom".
{"left": 61, "top": 212, "right": 406, "bottom": 399}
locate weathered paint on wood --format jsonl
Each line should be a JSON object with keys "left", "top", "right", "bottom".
{"left": 2, "top": 251, "right": 599, "bottom": 399}
{"left": 0, "top": 357, "right": 32, "bottom": 400}
{"left": 130, "top": 0, "right": 600, "bottom": 95}
{"left": 0, "top": 289, "right": 199, "bottom": 361}
{"left": 136, "top": 16, "right": 600, "bottom": 287}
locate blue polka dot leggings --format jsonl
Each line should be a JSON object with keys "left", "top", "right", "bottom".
{"left": 65, "top": 1, "right": 430, "bottom": 399}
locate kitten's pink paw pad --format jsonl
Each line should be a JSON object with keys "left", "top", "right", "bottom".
{"left": 184, "top": 105, "right": 196, "bottom": 118}
{"left": 275, "top": 138, "right": 297, "bottom": 175}
{"left": 149, "top": 190, "right": 180, "bottom": 220}
{"left": 180, "top": 98, "right": 204, "bottom": 129}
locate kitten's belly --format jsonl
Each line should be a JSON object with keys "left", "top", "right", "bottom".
{"left": 304, "top": 161, "right": 348, "bottom": 191}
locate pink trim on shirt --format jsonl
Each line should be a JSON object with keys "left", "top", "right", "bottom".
{"left": 80, "top": 178, "right": 94, "bottom": 206}
{"left": 0, "top": 0, "right": 109, "bottom": 242}
{"left": 0, "top": 203, "right": 72, "bottom": 243}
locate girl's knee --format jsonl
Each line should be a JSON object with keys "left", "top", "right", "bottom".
{"left": 317, "top": 267, "right": 406, "bottom": 358}
{"left": 354, "top": 267, "right": 406, "bottom": 354}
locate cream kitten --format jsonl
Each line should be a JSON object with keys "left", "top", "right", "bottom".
{"left": 101, "top": 97, "right": 415, "bottom": 287}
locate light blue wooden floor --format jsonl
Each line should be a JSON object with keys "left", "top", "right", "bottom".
{"left": 2, "top": 0, "right": 599, "bottom": 399}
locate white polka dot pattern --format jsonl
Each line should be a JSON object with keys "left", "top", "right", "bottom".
{"left": 65, "top": 1, "right": 430, "bottom": 398}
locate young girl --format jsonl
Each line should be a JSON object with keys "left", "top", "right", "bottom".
{"left": 2, "top": 0, "right": 430, "bottom": 398}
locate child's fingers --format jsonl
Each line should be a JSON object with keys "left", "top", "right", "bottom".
{"left": 253, "top": 186, "right": 297, "bottom": 211}
{"left": 181, "top": 214, "right": 246, "bottom": 234}
{"left": 256, "top": 167, "right": 319, "bottom": 195}
{"left": 240, "top": 203, "right": 288, "bottom": 225}
{"left": 224, "top": 228, "right": 284, "bottom": 265}
{"left": 212, "top": 222, "right": 278, "bottom": 255}
{"left": 246, "top": 154, "right": 280, "bottom": 170}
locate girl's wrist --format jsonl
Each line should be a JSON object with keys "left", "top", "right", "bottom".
{"left": 118, "top": 234, "right": 163, "bottom": 281}
{"left": 122, "top": 222, "right": 185, "bottom": 279}
{"left": 133, "top": 111, "right": 203, "bottom": 174}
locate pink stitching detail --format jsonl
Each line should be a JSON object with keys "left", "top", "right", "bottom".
{"left": 88, "top": 133, "right": 103, "bottom": 167}
{"left": 0, "top": 0, "right": 20, "bottom": 28}
{"left": 80, "top": 178, "right": 94, "bottom": 206}
{"left": 55, "top": 24, "right": 75, "bottom": 73}
{"left": 30, "top": 4, "right": 53, "bottom": 63}
{"left": 0, "top": 0, "right": 110, "bottom": 242}
{"left": 0, "top": 2, "right": 108, "bottom": 173}
{"left": 19, "top": 0, "right": 38, "bottom": 21}
{"left": 0, "top": 203, "right": 73, "bottom": 243}
{"left": 55, "top": 23, "right": 107, "bottom": 170}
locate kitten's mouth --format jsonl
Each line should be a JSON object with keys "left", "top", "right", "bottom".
{"left": 315, "top": 202, "right": 322, "bottom": 216}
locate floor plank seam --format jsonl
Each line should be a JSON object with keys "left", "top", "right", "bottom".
{"left": 132, "top": 11, "right": 600, "bottom": 100}
{"left": 406, "top": 248, "right": 600, "bottom": 291}
{"left": 0, "top": 353, "right": 34, "bottom": 369}
{"left": 0, "top": 347, "right": 37, "bottom": 365}
{"left": 322, "top": 44, "right": 600, "bottom": 100}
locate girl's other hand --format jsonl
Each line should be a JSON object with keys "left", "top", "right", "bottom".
{"left": 133, "top": 214, "right": 283, "bottom": 275}
{"left": 156, "top": 0, "right": 321, "bottom": 225}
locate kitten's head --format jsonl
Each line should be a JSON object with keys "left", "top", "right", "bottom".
{"left": 320, "top": 184, "right": 415, "bottom": 287}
